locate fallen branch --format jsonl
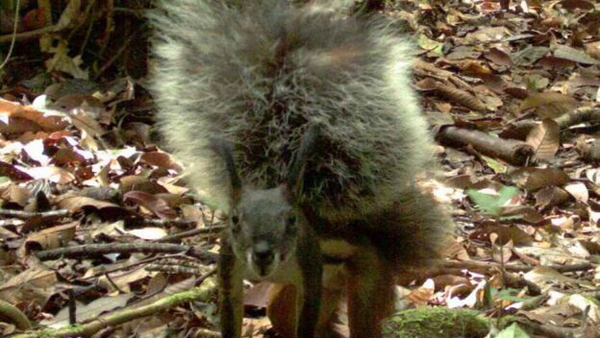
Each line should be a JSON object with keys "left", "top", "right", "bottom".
{"left": 437, "top": 126, "right": 534, "bottom": 165}
{"left": 556, "top": 106, "right": 600, "bottom": 129}
{"left": 503, "top": 107, "right": 600, "bottom": 140}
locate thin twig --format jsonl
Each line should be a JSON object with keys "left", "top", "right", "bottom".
{"left": 443, "top": 259, "right": 593, "bottom": 273}
{"left": 0, "top": 208, "right": 70, "bottom": 219}
{"left": 79, "top": 253, "right": 187, "bottom": 280}
{"left": 93, "top": 27, "right": 141, "bottom": 80}
{"left": 0, "top": 0, "right": 20, "bottom": 69}
{"left": 157, "top": 225, "right": 225, "bottom": 243}
{"left": 35, "top": 242, "right": 219, "bottom": 262}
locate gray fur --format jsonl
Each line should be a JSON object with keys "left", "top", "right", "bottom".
{"left": 150, "top": 0, "right": 436, "bottom": 223}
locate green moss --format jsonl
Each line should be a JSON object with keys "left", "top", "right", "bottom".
{"left": 382, "top": 307, "right": 490, "bottom": 338}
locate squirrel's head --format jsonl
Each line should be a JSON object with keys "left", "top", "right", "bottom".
{"left": 211, "top": 126, "right": 318, "bottom": 279}
{"left": 227, "top": 186, "right": 303, "bottom": 278}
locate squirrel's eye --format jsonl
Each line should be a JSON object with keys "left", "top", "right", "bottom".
{"left": 286, "top": 214, "right": 297, "bottom": 226}
{"left": 231, "top": 215, "right": 240, "bottom": 224}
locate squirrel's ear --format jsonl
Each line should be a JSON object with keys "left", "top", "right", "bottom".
{"left": 287, "top": 124, "right": 320, "bottom": 200}
{"left": 209, "top": 138, "right": 242, "bottom": 204}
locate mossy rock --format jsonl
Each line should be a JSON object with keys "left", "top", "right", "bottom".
{"left": 382, "top": 307, "right": 490, "bottom": 338}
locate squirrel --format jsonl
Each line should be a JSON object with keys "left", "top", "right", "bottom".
{"left": 150, "top": 0, "right": 453, "bottom": 337}
{"left": 211, "top": 128, "right": 324, "bottom": 338}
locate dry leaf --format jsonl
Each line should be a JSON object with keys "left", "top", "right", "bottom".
{"left": 1, "top": 184, "right": 32, "bottom": 206}
{"left": 526, "top": 118, "right": 560, "bottom": 160}
{"left": 21, "top": 166, "right": 75, "bottom": 184}
{"left": 126, "top": 227, "right": 168, "bottom": 240}
{"left": 97, "top": 266, "right": 151, "bottom": 293}
{"left": 484, "top": 47, "right": 512, "bottom": 66}
{"left": 472, "top": 222, "right": 534, "bottom": 246}
{"left": 534, "top": 186, "right": 571, "bottom": 209}
{"left": 0, "top": 268, "right": 57, "bottom": 304}
{"left": 57, "top": 196, "right": 120, "bottom": 212}
{"left": 120, "top": 175, "right": 169, "bottom": 194}
{"left": 512, "top": 46, "right": 550, "bottom": 66}
{"left": 558, "top": 294, "right": 600, "bottom": 323}
{"left": 420, "top": 78, "right": 486, "bottom": 112}
{"left": 41, "top": 294, "right": 134, "bottom": 329}
{"left": 524, "top": 266, "right": 578, "bottom": 288}
{"left": 564, "top": 182, "right": 589, "bottom": 203}
{"left": 123, "top": 191, "right": 177, "bottom": 219}
{"left": 519, "top": 92, "right": 579, "bottom": 118}
{"left": 407, "top": 279, "right": 435, "bottom": 307}
{"left": 0, "top": 98, "right": 70, "bottom": 133}
{"left": 557, "top": 0, "right": 595, "bottom": 11}
{"left": 24, "top": 222, "right": 77, "bottom": 252}
{"left": 511, "top": 167, "right": 571, "bottom": 191}
{"left": 140, "top": 151, "right": 180, "bottom": 170}
{"left": 0, "top": 161, "right": 34, "bottom": 181}
{"left": 553, "top": 44, "right": 600, "bottom": 65}
{"left": 465, "top": 26, "right": 508, "bottom": 43}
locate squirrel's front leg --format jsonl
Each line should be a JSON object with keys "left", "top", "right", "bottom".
{"left": 295, "top": 231, "right": 323, "bottom": 338}
{"left": 219, "top": 238, "right": 244, "bottom": 338}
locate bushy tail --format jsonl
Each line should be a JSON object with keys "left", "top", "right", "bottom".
{"left": 150, "top": 0, "right": 436, "bottom": 224}
{"left": 360, "top": 186, "right": 453, "bottom": 273}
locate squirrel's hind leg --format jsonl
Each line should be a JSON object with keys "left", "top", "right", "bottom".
{"left": 346, "top": 244, "right": 395, "bottom": 338}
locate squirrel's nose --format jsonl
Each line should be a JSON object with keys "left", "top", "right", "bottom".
{"left": 253, "top": 241, "right": 274, "bottom": 265}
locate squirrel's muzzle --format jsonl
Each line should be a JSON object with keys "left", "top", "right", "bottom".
{"left": 253, "top": 241, "right": 274, "bottom": 263}
{"left": 251, "top": 241, "right": 275, "bottom": 276}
